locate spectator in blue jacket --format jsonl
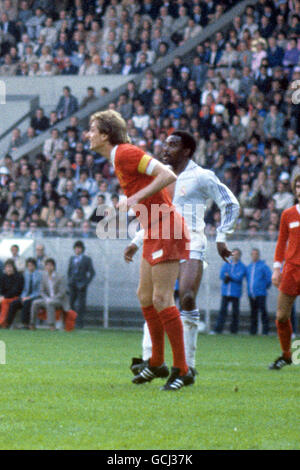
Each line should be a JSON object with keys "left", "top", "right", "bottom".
{"left": 246, "top": 248, "right": 272, "bottom": 335}
{"left": 214, "top": 248, "right": 246, "bottom": 334}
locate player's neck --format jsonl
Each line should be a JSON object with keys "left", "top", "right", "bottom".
{"left": 173, "top": 158, "right": 190, "bottom": 175}
{"left": 95, "top": 142, "right": 113, "bottom": 160}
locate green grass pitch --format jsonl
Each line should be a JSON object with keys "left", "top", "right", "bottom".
{"left": 0, "top": 329, "right": 299, "bottom": 450}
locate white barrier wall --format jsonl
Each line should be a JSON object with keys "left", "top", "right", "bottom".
{"left": 2, "top": 75, "right": 134, "bottom": 108}
{"left": 2, "top": 236, "right": 292, "bottom": 321}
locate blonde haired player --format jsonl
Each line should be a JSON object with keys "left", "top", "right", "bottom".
{"left": 88, "top": 110, "right": 193, "bottom": 391}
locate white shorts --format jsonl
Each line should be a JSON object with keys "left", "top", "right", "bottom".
{"left": 180, "top": 231, "right": 207, "bottom": 263}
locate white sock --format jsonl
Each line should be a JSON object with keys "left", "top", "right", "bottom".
{"left": 181, "top": 310, "right": 199, "bottom": 369}
{"left": 142, "top": 322, "right": 152, "bottom": 361}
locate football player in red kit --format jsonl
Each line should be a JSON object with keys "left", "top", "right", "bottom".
{"left": 269, "top": 175, "right": 300, "bottom": 370}
{"left": 87, "top": 110, "right": 193, "bottom": 390}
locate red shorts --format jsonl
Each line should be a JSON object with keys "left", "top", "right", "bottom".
{"left": 142, "top": 211, "right": 190, "bottom": 266}
{"left": 279, "top": 262, "right": 300, "bottom": 297}
{"left": 143, "top": 236, "right": 190, "bottom": 266}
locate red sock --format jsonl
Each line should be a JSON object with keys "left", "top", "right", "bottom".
{"left": 142, "top": 305, "right": 164, "bottom": 367}
{"left": 158, "top": 306, "right": 188, "bottom": 376}
{"left": 276, "top": 319, "right": 292, "bottom": 359}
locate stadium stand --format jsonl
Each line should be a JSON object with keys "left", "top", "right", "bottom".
{"left": 0, "top": 0, "right": 299, "bottom": 241}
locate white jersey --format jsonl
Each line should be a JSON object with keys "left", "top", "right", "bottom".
{"left": 132, "top": 159, "right": 240, "bottom": 253}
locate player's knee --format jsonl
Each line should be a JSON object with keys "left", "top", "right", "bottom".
{"left": 180, "top": 290, "right": 195, "bottom": 311}
{"left": 137, "top": 287, "right": 152, "bottom": 307}
{"left": 152, "top": 292, "right": 170, "bottom": 312}
{"left": 276, "top": 309, "right": 290, "bottom": 322}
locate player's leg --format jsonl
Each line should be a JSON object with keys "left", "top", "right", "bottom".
{"left": 269, "top": 291, "right": 295, "bottom": 369}
{"left": 178, "top": 259, "right": 203, "bottom": 369}
{"left": 142, "top": 322, "right": 152, "bottom": 361}
{"left": 151, "top": 260, "right": 189, "bottom": 375}
{"left": 135, "top": 258, "right": 167, "bottom": 373}
{"left": 151, "top": 260, "right": 194, "bottom": 390}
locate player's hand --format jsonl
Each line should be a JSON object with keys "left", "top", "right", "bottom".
{"left": 117, "top": 197, "right": 128, "bottom": 212}
{"left": 217, "top": 242, "right": 232, "bottom": 263}
{"left": 117, "top": 195, "right": 139, "bottom": 211}
{"left": 124, "top": 244, "right": 138, "bottom": 263}
{"left": 272, "top": 269, "right": 281, "bottom": 288}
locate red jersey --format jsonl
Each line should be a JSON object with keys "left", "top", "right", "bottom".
{"left": 274, "top": 205, "right": 300, "bottom": 267}
{"left": 112, "top": 143, "right": 173, "bottom": 229}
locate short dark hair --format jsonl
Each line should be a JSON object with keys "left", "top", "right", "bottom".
{"left": 45, "top": 258, "right": 56, "bottom": 268}
{"left": 171, "top": 130, "right": 197, "bottom": 158}
{"left": 4, "top": 259, "right": 16, "bottom": 271}
{"left": 73, "top": 240, "right": 85, "bottom": 252}
{"left": 26, "top": 257, "right": 37, "bottom": 267}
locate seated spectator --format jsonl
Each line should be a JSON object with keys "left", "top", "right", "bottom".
{"left": 6, "top": 257, "right": 42, "bottom": 329}
{"left": 7, "top": 127, "right": 24, "bottom": 154}
{"left": 53, "top": 206, "right": 68, "bottom": 228}
{"left": 30, "top": 107, "right": 49, "bottom": 134}
{"left": 61, "top": 56, "right": 78, "bottom": 75}
{"left": 25, "top": 7, "right": 46, "bottom": 41}
{"left": 6, "top": 196, "right": 25, "bottom": 223}
{"left": 80, "top": 86, "right": 97, "bottom": 109}
{"left": 43, "top": 128, "right": 64, "bottom": 161}
{"left": 76, "top": 169, "right": 98, "bottom": 198}
{"left": 263, "top": 104, "right": 285, "bottom": 142}
{"left": 40, "top": 60, "right": 57, "bottom": 76}
{"left": 77, "top": 194, "right": 93, "bottom": 221}
{"left": 71, "top": 206, "right": 85, "bottom": 227}
{"left": 79, "top": 54, "right": 99, "bottom": 75}
{"left": 0, "top": 53, "right": 18, "bottom": 75}
{"left": 0, "top": 259, "right": 24, "bottom": 328}
{"left": 273, "top": 180, "right": 295, "bottom": 212}
{"left": 40, "top": 16, "right": 57, "bottom": 47}
{"left": 30, "top": 258, "right": 69, "bottom": 330}
{"left": 40, "top": 199, "right": 56, "bottom": 226}
{"left": 283, "top": 37, "right": 299, "bottom": 73}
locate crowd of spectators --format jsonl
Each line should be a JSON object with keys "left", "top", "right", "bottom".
{"left": 1, "top": 0, "right": 300, "bottom": 239}
{"left": 0, "top": 0, "right": 234, "bottom": 77}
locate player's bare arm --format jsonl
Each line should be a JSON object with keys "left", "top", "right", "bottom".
{"left": 272, "top": 267, "right": 282, "bottom": 287}
{"left": 217, "top": 242, "right": 232, "bottom": 263}
{"left": 120, "top": 162, "right": 177, "bottom": 210}
{"left": 124, "top": 243, "right": 139, "bottom": 263}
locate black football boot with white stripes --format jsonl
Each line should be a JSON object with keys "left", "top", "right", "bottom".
{"left": 269, "top": 355, "right": 292, "bottom": 370}
{"left": 132, "top": 360, "right": 169, "bottom": 384}
{"left": 161, "top": 367, "right": 195, "bottom": 391}
{"left": 130, "top": 357, "right": 144, "bottom": 376}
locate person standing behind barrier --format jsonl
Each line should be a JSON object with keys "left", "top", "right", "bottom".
{"left": 10, "top": 244, "right": 25, "bottom": 273}
{"left": 246, "top": 248, "right": 272, "bottom": 335}
{"left": 67, "top": 240, "right": 95, "bottom": 329}
{"left": 35, "top": 243, "right": 47, "bottom": 271}
{"left": 214, "top": 248, "right": 246, "bottom": 334}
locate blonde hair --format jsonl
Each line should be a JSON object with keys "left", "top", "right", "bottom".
{"left": 292, "top": 174, "right": 300, "bottom": 194}
{"left": 90, "top": 109, "right": 130, "bottom": 145}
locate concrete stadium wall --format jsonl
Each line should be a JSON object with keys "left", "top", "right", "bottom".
{"left": 2, "top": 75, "right": 134, "bottom": 108}
{"left": 4, "top": 236, "right": 297, "bottom": 322}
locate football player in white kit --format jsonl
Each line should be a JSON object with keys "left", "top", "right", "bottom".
{"left": 124, "top": 131, "right": 240, "bottom": 376}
